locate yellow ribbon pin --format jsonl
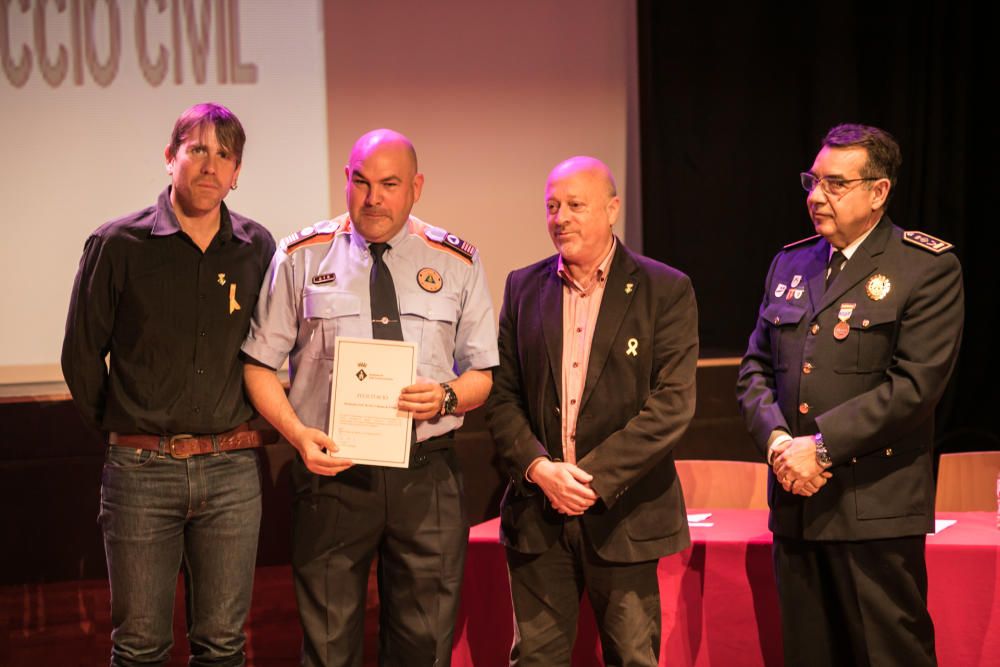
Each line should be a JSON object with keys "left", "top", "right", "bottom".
{"left": 229, "top": 283, "right": 240, "bottom": 314}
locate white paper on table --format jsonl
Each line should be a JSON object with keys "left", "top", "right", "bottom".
{"left": 329, "top": 336, "right": 417, "bottom": 468}
{"left": 687, "top": 513, "right": 713, "bottom": 523}
{"left": 931, "top": 519, "right": 957, "bottom": 535}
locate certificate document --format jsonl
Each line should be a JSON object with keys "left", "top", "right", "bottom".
{"left": 329, "top": 337, "right": 417, "bottom": 467}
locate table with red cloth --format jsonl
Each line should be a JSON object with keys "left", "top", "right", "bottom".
{"left": 451, "top": 509, "right": 1000, "bottom": 667}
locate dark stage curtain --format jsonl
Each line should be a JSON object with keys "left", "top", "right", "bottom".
{"left": 636, "top": 1, "right": 996, "bottom": 453}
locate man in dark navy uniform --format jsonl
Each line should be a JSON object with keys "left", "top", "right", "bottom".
{"left": 737, "top": 124, "right": 963, "bottom": 667}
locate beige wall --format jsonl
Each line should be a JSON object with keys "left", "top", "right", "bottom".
{"left": 323, "top": 0, "right": 633, "bottom": 315}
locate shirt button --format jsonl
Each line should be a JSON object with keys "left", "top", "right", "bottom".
{"left": 884, "top": 448, "right": 893, "bottom": 457}
{"left": 798, "top": 402, "right": 810, "bottom": 414}
{"left": 773, "top": 316, "right": 781, "bottom": 325}
{"left": 576, "top": 327, "right": 583, "bottom": 333}
{"left": 862, "top": 319, "right": 871, "bottom": 328}
{"left": 200, "top": 330, "right": 207, "bottom": 337}
{"left": 810, "top": 323, "right": 820, "bottom": 335}
{"left": 802, "top": 362, "right": 813, "bottom": 374}
{"left": 196, "top": 369, "right": 205, "bottom": 375}
{"left": 570, "top": 399, "right": 577, "bottom": 405}
{"left": 193, "top": 407, "right": 201, "bottom": 413}
{"left": 572, "top": 362, "right": 579, "bottom": 368}
{"left": 554, "top": 406, "right": 560, "bottom": 415}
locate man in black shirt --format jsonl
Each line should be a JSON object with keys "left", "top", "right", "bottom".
{"left": 62, "top": 103, "right": 275, "bottom": 667}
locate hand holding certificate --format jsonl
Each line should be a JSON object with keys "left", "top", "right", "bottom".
{"left": 329, "top": 337, "right": 418, "bottom": 467}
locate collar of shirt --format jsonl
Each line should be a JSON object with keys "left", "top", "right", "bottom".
{"left": 149, "top": 186, "right": 247, "bottom": 244}
{"left": 557, "top": 237, "right": 617, "bottom": 293}
{"left": 346, "top": 215, "right": 415, "bottom": 257}
{"left": 831, "top": 216, "right": 881, "bottom": 261}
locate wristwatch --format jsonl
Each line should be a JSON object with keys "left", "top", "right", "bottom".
{"left": 439, "top": 382, "right": 458, "bottom": 416}
{"left": 814, "top": 432, "right": 832, "bottom": 468}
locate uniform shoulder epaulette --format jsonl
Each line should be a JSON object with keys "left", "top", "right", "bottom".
{"left": 783, "top": 234, "right": 821, "bottom": 250}
{"left": 281, "top": 220, "right": 345, "bottom": 254}
{"left": 902, "top": 230, "right": 954, "bottom": 255}
{"left": 420, "top": 223, "right": 477, "bottom": 264}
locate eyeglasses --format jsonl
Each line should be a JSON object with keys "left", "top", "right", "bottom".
{"left": 800, "top": 172, "right": 878, "bottom": 197}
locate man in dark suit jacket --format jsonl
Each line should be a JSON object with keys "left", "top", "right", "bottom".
{"left": 737, "top": 124, "right": 964, "bottom": 667}
{"left": 486, "top": 156, "right": 698, "bottom": 667}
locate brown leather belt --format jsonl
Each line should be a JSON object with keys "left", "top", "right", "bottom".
{"left": 109, "top": 423, "right": 278, "bottom": 459}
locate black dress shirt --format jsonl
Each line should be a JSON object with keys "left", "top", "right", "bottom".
{"left": 62, "top": 187, "right": 275, "bottom": 436}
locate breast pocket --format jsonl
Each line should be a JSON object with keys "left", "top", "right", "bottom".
{"left": 833, "top": 305, "right": 898, "bottom": 373}
{"left": 399, "top": 292, "right": 460, "bottom": 371}
{"left": 761, "top": 302, "right": 807, "bottom": 371}
{"left": 302, "top": 289, "right": 362, "bottom": 359}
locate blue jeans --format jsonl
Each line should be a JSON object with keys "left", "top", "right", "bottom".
{"left": 99, "top": 444, "right": 262, "bottom": 667}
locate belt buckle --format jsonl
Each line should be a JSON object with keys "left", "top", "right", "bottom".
{"left": 169, "top": 434, "right": 195, "bottom": 459}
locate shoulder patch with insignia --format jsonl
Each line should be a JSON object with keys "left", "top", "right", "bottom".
{"left": 420, "top": 224, "right": 477, "bottom": 265}
{"left": 282, "top": 220, "right": 346, "bottom": 254}
{"left": 903, "top": 230, "right": 954, "bottom": 255}
{"left": 783, "top": 234, "right": 822, "bottom": 250}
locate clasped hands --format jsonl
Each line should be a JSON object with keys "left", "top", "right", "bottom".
{"left": 771, "top": 436, "right": 832, "bottom": 497}
{"left": 529, "top": 459, "right": 598, "bottom": 516}
{"left": 295, "top": 378, "right": 445, "bottom": 476}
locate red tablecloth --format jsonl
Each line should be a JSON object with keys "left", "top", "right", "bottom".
{"left": 452, "top": 510, "right": 1000, "bottom": 667}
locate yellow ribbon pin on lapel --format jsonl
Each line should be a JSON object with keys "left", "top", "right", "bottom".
{"left": 229, "top": 283, "right": 240, "bottom": 314}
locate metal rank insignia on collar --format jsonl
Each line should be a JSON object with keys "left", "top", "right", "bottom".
{"left": 866, "top": 274, "right": 891, "bottom": 301}
{"left": 417, "top": 267, "right": 443, "bottom": 293}
{"left": 834, "top": 302, "right": 855, "bottom": 340}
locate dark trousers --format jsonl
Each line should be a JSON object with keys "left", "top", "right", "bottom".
{"left": 291, "top": 448, "right": 467, "bottom": 667}
{"left": 506, "top": 518, "right": 661, "bottom": 667}
{"left": 773, "top": 534, "right": 936, "bottom": 667}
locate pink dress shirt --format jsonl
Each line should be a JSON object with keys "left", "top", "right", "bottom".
{"left": 555, "top": 240, "right": 617, "bottom": 464}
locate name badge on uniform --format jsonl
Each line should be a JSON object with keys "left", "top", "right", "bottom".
{"left": 834, "top": 302, "right": 855, "bottom": 340}
{"left": 312, "top": 273, "right": 337, "bottom": 285}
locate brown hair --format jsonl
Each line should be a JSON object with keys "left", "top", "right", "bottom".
{"left": 167, "top": 103, "right": 246, "bottom": 164}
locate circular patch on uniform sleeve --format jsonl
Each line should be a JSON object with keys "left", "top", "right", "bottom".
{"left": 417, "top": 267, "right": 443, "bottom": 293}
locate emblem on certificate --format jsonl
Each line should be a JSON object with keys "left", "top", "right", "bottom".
{"left": 866, "top": 274, "right": 891, "bottom": 301}
{"left": 834, "top": 302, "right": 855, "bottom": 340}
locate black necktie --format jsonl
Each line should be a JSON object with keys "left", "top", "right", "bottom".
{"left": 369, "top": 243, "right": 403, "bottom": 341}
{"left": 826, "top": 250, "right": 846, "bottom": 291}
